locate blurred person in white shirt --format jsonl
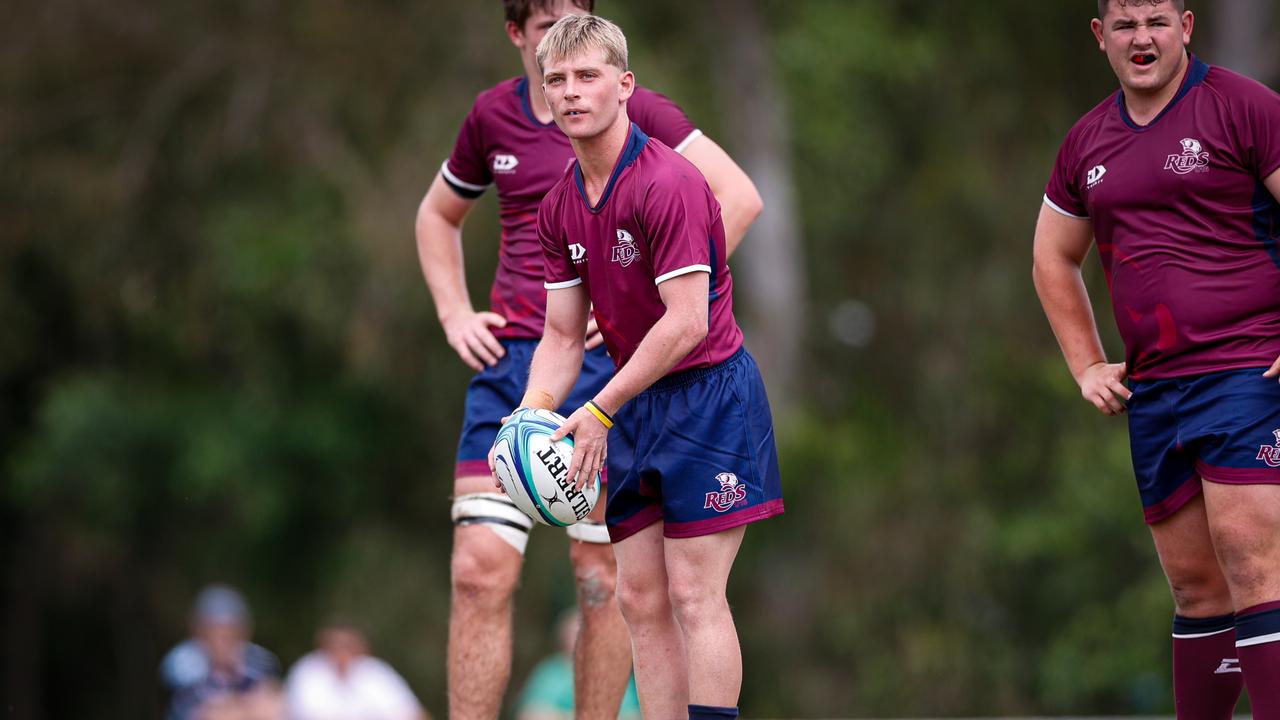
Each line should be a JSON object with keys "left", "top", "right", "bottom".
{"left": 284, "top": 620, "right": 430, "bottom": 720}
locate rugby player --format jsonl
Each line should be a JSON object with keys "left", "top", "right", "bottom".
{"left": 414, "top": 2, "right": 762, "bottom": 717}
{"left": 1033, "top": 2, "right": 1280, "bottom": 716}
{"left": 502, "top": 15, "right": 784, "bottom": 719}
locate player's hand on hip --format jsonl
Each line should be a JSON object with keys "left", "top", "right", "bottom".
{"left": 1264, "top": 354, "right": 1280, "bottom": 382}
{"left": 443, "top": 310, "right": 508, "bottom": 371}
{"left": 551, "top": 407, "right": 608, "bottom": 491}
{"left": 1077, "top": 361, "right": 1131, "bottom": 415}
{"left": 585, "top": 315, "right": 605, "bottom": 350}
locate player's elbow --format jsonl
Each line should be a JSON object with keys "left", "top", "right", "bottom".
{"left": 739, "top": 182, "right": 764, "bottom": 226}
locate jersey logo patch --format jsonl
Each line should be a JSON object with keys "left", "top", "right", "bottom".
{"left": 1086, "top": 165, "right": 1107, "bottom": 189}
{"left": 611, "top": 229, "right": 638, "bottom": 267}
{"left": 493, "top": 154, "right": 519, "bottom": 173}
{"left": 1164, "top": 138, "right": 1210, "bottom": 175}
{"left": 704, "top": 472, "right": 747, "bottom": 513}
{"left": 569, "top": 243, "right": 587, "bottom": 264}
{"left": 1257, "top": 429, "right": 1280, "bottom": 468}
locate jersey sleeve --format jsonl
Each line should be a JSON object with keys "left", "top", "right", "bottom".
{"left": 640, "top": 168, "right": 715, "bottom": 285}
{"left": 629, "top": 87, "right": 702, "bottom": 154}
{"left": 539, "top": 194, "right": 581, "bottom": 290}
{"left": 1044, "top": 130, "right": 1088, "bottom": 219}
{"left": 1236, "top": 81, "right": 1280, "bottom": 179}
{"left": 441, "top": 101, "right": 492, "bottom": 199}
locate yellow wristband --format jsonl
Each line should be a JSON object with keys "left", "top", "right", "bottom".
{"left": 583, "top": 400, "right": 614, "bottom": 429}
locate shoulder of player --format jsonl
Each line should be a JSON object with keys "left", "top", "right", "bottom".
{"left": 635, "top": 138, "right": 702, "bottom": 186}
{"left": 538, "top": 170, "right": 577, "bottom": 216}
{"left": 1064, "top": 93, "right": 1117, "bottom": 142}
{"left": 629, "top": 83, "right": 675, "bottom": 108}
{"left": 1200, "top": 64, "right": 1280, "bottom": 107}
{"left": 468, "top": 76, "right": 525, "bottom": 118}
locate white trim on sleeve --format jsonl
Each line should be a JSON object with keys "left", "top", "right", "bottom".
{"left": 673, "top": 129, "right": 704, "bottom": 154}
{"left": 441, "top": 160, "right": 489, "bottom": 193}
{"left": 654, "top": 264, "right": 711, "bottom": 285}
{"left": 544, "top": 278, "right": 583, "bottom": 290}
{"left": 1043, "top": 194, "right": 1088, "bottom": 219}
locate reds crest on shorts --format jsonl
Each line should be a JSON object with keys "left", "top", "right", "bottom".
{"left": 1257, "top": 429, "right": 1280, "bottom": 468}
{"left": 704, "top": 472, "right": 747, "bottom": 513}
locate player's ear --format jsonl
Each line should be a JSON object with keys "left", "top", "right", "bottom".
{"left": 1090, "top": 17, "right": 1105, "bottom": 51}
{"left": 618, "top": 70, "right": 635, "bottom": 101}
{"left": 1180, "top": 11, "right": 1194, "bottom": 45}
{"left": 505, "top": 20, "right": 524, "bottom": 48}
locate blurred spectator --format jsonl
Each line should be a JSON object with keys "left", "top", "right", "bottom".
{"left": 159, "top": 584, "right": 282, "bottom": 720}
{"left": 515, "top": 611, "right": 641, "bottom": 720}
{"left": 283, "top": 619, "right": 430, "bottom": 720}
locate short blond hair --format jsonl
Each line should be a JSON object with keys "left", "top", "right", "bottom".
{"left": 535, "top": 14, "right": 628, "bottom": 73}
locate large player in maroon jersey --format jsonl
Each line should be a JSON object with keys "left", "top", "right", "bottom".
{"left": 413, "top": 2, "right": 762, "bottom": 718}
{"left": 1033, "top": 2, "right": 1280, "bottom": 717}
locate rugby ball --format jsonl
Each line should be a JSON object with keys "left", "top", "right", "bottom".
{"left": 491, "top": 408, "right": 600, "bottom": 526}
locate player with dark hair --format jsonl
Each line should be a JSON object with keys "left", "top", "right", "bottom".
{"left": 414, "top": 2, "right": 762, "bottom": 718}
{"left": 501, "top": 14, "right": 783, "bottom": 720}
{"left": 1033, "top": 2, "right": 1280, "bottom": 717}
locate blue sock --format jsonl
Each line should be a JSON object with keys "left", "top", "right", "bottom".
{"left": 688, "top": 704, "right": 738, "bottom": 719}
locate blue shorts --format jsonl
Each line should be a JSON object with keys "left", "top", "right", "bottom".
{"left": 605, "top": 347, "right": 785, "bottom": 542}
{"left": 454, "top": 340, "right": 614, "bottom": 478}
{"left": 1129, "top": 366, "right": 1280, "bottom": 524}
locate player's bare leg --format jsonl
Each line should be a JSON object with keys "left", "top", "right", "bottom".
{"left": 614, "top": 522, "right": 689, "bottom": 719}
{"left": 1150, "top": 492, "right": 1234, "bottom": 617}
{"left": 1202, "top": 482, "right": 1280, "bottom": 610}
{"left": 1203, "top": 481, "right": 1280, "bottom": 718}
{"left": 448, "top": 474, "right": 526, "bottom": 720}
{"left": 665, "top": 526, "right": 747, "bottom": 708}
{"left": 1150, "top": 489, "right": 1243, "bottom": 719}
{"left": 568, "top": 500, "right": 632, "bottom": 719}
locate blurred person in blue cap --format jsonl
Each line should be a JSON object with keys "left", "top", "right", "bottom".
{"left": 159, "top": 584, "right": 282, "bottom": 720}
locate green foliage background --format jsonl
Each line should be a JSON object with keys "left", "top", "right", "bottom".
{"left": 2, "top": 1, "right": 1275, "bottom": 717}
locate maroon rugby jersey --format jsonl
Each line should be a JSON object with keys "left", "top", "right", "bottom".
{"left": 443, "top": 77, "right": 700, "bottom": 340}
{"left": 1045, "top": 56, "right": 1280, "bottom": 379}
{"left": 539, "top": 124, "right": 743, "bottom": 374}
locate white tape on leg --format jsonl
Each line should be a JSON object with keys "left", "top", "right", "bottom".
{"left": 565, "top": 519, "right": 610, "bottom": 544}
{"left": 451, "top": 493, "right": 535, "bottom": 554}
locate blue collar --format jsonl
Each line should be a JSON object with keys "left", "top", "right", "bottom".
{"left": 516, "top": 77, "right": 556, "bottom": 128}
{"left": 575, "top": 123, "right": 649, "bottom": 214}
{"left": 1117, "top": 54, "right": 1210, "bottom": 131}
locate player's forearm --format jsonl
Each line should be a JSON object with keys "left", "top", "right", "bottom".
{"left": 525, "top": 328, "right": 585, "bottom": 410}
{"left": 415, "top": 208, "right": 473, "bottom": 323}
{"left": 591, "top": 309, "right": 706, "bottom": 415}
{"left": 1033, "top": 254, "right": 1110, "bottom": 381}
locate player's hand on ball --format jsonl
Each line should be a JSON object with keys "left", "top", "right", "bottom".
{"left": 443, "top": 309, "right": 508, "bottom": 371}
{"left": 487, "top": 442, "right": 504, "bottom": 492}
{"left": 551, "top": 407, "right": 608, "bottom": 491}
{"left": 1077, "top": 361, "right": 1131, "bottom": 415}
{"left": 585, "top": 315, "right": 605, "bottom": 350}
{"left": 1264, "top": 354, "right": 1280, "bottom": 383}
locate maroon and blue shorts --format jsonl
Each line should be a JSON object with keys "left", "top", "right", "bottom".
{"left": 1128, "top": 366, "right": 1280, "bottom": 524}
{"left": 605, "top": 346, "right": 785, "bottom": 542}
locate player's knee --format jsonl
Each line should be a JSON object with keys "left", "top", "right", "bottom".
{"left": 615, "top": 573, "right": 668, "bottom": 624}
{"left": 451, "top": 533, "right": 520, "bottom": 606}
{"left": 1211, "top": 524, "right": 1275, "bottom": 596}
{"left": 570, "top": 544, "right": 617, "bottom": 612}
{"left": 667, "top": 576, "right": 729, "bottom": 629}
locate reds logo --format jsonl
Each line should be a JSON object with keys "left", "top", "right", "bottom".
{"left": 611, "top": 229, "right": 638, "bottom": 267}
{"left": 704, "top": 472, "right": 747, "bottom": 513}
{"left": 1257, "top": 429, "right": 1280, "bottom": 468}
{"left": 1164, "top": 137, "right": 1210, "bottom": 175}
